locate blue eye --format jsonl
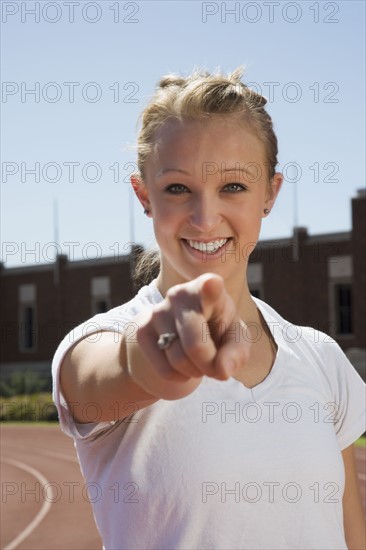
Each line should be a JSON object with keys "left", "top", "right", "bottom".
{"left": 165, "top": 184, "right": 188, "bottom": 194}
{"left": 223, "top": 183, "right": 247, "bottom": 193}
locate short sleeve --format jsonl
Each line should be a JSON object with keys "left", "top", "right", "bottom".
{"left": 325, "top": 340, "right": 366, "bottom": 450}
{"left": 51, "top": 313, "right": 129, "bottom": 440}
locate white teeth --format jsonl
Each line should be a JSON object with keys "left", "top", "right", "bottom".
{"left": 187, "top": 238, "right": 229, "bottom": 254}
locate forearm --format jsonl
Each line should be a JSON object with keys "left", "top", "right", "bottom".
{"left": 342, "top": 444, "right": 366, "bottom": 550}
{"left": 60, "top": 331, "right": 159, "bottom": 423}
{"left": 344, "top": 509, "right": 366, "bottom": 550}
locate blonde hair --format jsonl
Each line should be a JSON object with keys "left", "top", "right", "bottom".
{"left": 137, "top": 66, "right": 278, "bottom": 180}
{"left": 133, "top": 67, "right": 279, "bottom": 287}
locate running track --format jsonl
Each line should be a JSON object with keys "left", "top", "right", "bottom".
{"left": 1, "top": 425, "right": 365, "bottom": 550}
{"left": 1, "top": 425, "right": 101, "bottom": 549}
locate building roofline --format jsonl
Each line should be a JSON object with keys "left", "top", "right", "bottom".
{"left": 306, "top": 231, "right": 351, "bottom": 244}
{"left": 257, "top": 231, "right": 351, "bottom": 246}
{"left": 0, "top": 231, "right": 353, "bottom": 274}
{"left": 0, "top": 253, "right": 132, "bottom": 275}
{"left": 65, "top": 255, "right": 131, "bottom": 269}
{"left": 1, "top": 263, "right": 55, "bottom": 276}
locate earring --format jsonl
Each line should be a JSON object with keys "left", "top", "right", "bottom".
{"left": 144, "top": 209, "right": 149, "bottom": 215}
{"left": 263, "top": 208, "right": 270, "bottom": 215}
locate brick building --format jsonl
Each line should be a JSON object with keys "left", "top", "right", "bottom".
{"left": 1, "top": 190, "right": 365, "bottom": 383}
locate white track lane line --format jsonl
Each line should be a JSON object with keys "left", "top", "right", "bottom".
{"left": 2, "top": 457, "right": 54, "bottom": 550}
{"left": 34, "top": 449, "right": 78, "bottom": 463}
{"left": 2, "top": 445, "right": 78, "bottom": 463}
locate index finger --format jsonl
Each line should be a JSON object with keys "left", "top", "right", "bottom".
{"left": 174, "top": 306, "right": 218, "bottom": 377}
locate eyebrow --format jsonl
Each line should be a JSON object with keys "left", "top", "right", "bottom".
{"left": 157, "top": 168, "right": 190, "bottom": 177}
{"left": 222, "top": 165, "right": 258, "bottom": 179}
{"left": 157, "top": 164, "right": 260, "bottom": 180}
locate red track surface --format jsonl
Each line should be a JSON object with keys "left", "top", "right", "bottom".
{"left": 1, "top": 425, "right": 365, "bottom": 550}
{"left": 1, "top": 425, "right": 101, "bottom": 550}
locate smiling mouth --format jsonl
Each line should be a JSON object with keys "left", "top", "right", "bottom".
{"left": 184, "top": 238, "right": 232, "bottom": 254}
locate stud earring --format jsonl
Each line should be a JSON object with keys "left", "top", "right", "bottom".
{"left": 144, "top": 209, "right": 149, "bottom": 215}
{"left": 263, "top": 208, "right": 270, "bottom": 215}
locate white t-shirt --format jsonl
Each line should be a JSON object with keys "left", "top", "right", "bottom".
{"left": 52, "top": 279, "right": 366, "bottom": 550}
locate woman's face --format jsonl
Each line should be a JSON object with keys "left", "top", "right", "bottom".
{"left": 135, "top": 117, "right": 283, "bottom": 290}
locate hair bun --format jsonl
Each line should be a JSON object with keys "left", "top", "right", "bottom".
{"left": 158, "top": 75, "right": 186, "bottom": 89}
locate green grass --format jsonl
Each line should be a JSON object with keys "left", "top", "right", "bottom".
{"left": 355, "top": 436, "right": 366, "bottom": 448}
{"left": 0, "top": 393, "right": 57, "bottom": 421}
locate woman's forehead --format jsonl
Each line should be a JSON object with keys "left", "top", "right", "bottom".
{"left": 154, "top": 115, "right": 254, "bottom": 139}
{"left": 150, "top": 117, "right": 266, "bottom": 165}
{"left": 142, "top": 121, "right": 267, "bottom": 185}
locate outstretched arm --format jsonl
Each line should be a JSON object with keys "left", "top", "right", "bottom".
{"left": 342, "top": 443, "right": 366, "bottom": 550}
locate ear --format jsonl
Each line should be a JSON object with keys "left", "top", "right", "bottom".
{"left": 131, "top": 174, "right": 152, "bottom": 216}
{"left": 263, "top": 172, "right": 283, "bottom": 216}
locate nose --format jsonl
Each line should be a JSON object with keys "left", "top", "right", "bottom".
{"left": 188, "top": 194, "right": 222, "bottom": 233}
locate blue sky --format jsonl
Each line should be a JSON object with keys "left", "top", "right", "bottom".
{"left": 1, "top": 0, "right": 365, "bottom": 267}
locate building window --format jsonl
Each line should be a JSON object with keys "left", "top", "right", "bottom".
{"left": 18, "top": 284, "right": 37, "bottom": 352}
{"left": 91, "top": 277, "right": 111, "bottom": 315}
{"left": 19, "top": 304, "right": 37, "bottom": 350}
{"left": 94, "top": 299, "right": 109, "bottom": 314}
{"left": 328, "top": 256, "right": 353, "bottom": 337}
{"left": 335, "top": 284, "right": 352, "bottom": 335}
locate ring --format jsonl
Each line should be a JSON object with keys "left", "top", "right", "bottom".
{"left": 157, "top": 332, "right": 178, "bottom": 350}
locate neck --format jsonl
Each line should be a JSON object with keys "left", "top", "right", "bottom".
{"left": 226, "top": 276, "right": 260, "bottom": 327}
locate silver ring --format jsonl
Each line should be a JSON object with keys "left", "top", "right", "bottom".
{"left": 157, "top": 332, "right": 178, "bottom": 350}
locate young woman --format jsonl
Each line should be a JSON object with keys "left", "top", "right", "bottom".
{"left": 52, "top": 68, "right": 366, "bottom": 550}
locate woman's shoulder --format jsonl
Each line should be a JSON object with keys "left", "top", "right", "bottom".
{"left": 252, "top": 296, "right": 346, "bottom": 359}
{"left": 253, "top": 298, "right": 365, "bottom": 407}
